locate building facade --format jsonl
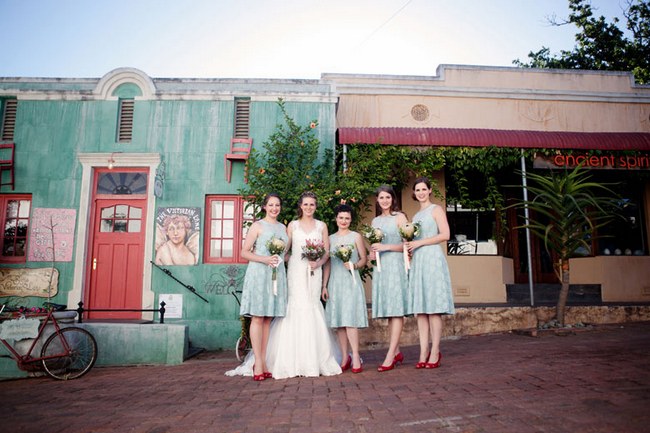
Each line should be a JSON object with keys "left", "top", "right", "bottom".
{"left": 0, "top": 68, "right": 336, "bottom": 350}
{"left": 1, "top": 65, "right": 649, "bottom": 353}
{"left": 328, "top": 65, "right": 650, "bottom": 305}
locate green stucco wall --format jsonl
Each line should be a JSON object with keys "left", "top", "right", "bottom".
{"left": 1, "top": 72, "right": 336, "bottom": 352}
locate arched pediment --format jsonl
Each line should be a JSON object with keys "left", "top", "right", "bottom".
{"left": 94, "top": 67, "right": 156, "bottom": 100}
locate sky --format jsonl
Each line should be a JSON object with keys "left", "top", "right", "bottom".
{"left": 0, "top": 0, "right": 630, "bottom": 79}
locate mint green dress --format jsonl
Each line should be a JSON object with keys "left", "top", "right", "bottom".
{"left": 371, "top": 214, "right": 410, "bottom": 318}
{"left": 239, "top": 220, "right": 288, "bottom": 317}
{"left": 409, "top": 204, "right": 455, "bottom": 315}
{"left": 325, "top": 232, "right": 368, "bottom": 328}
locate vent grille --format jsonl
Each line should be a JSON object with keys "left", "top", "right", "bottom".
{"left": 1, "top": 99, "right": 17, "bottom": 141}
{"left": 117, "top": 99, "right": 134, "bottom": 142}
{"left": 234, "top": 98, "right": 250, "bottom": 138}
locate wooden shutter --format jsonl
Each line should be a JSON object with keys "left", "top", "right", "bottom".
{"left": 1, "top": 99, "right": 17, "bottom": 142}
{"left": 117, "top": 99, "right": 134, "bottom": 142}
{"left": 234, "top": 98, "right": 250, "bottom": 139}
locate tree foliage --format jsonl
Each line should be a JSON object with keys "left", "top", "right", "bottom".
{"left": 514, "top": 0, "right": 650, "bottom": 84}
{"left": 508, "top": 166, "right": 623, "bottom": 324}
{"left": 239, "top": 99, "right": 339, "bottom": 227}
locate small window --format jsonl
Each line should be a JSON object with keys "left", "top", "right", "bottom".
{"left": 446, "top": 205, "right": 498, "bottom": 255}
{"left": 233, "top": 97, "right": 250, "bottom": 139}
{"left": 116, "top": 98, "right": 134, "bottom": 143}
{"left": 445, "top": 169, "right": 501, "bottom": 256}
{"left": 0, "top": 194, "right": 31, "bottom": 263}
{"left": 204, "top": 195, "right": 255, "bottom": 264}
{"left": 594, "top": 175, "right": 647, "bottom": 256}
{"left": 1, "top": 99, "right": 17, "bottom": 142}
{"left": 96, "top": 171, "right": 148, "bottom": 195}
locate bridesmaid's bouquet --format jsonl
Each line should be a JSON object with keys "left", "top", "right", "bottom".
{"left": 266, "top": 236, "right": 286, "bottom": 295}
{"left": 399, "top": 222, "right": 421, "bottom": 273}
{"left": 332, "top": 244, "right": 359, "bottom": 287}
{"left": 361, "top": 225, "right": 384, "bottom": 272}
{"left": 302, "top": 239, "right": 326, "bottom": 276}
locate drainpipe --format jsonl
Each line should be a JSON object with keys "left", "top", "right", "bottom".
{"left": 520, "top": 151, "right": 535, "bottom": 306}
{"left": 342, "top": 144, "right": 348, "bottom": 171}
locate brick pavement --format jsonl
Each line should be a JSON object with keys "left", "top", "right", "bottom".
{"left": 1, "top": 322, "right": 649, "bottom": 433}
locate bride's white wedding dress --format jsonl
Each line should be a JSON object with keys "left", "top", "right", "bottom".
{"left": 226, "top": 220, "right": 342, "bottom": 379}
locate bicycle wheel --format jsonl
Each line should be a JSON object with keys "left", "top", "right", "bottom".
{"left": 235, "top": 335, "right": 248, "bottom": 362}
{"left": 41, "top": 327, "right": 98, "bottom": 380}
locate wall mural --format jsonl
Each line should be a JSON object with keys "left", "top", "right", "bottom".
{"left": 27, "top": 208, "right": 76, "bottom": 262}
{"left": 154, "top": 207, "right": 201, "bottom": 266}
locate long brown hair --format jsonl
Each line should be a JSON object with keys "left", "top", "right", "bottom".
{"left": 374, "top": 185, "right": 401, "bottom": 216}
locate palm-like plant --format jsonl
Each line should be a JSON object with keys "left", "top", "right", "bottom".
{"left": 511, "top": 166, "right": 622, "bottom": 325}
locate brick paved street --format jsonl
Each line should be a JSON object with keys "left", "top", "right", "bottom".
{"left": 1, "top": 322, "right": 649, "bottom": 433}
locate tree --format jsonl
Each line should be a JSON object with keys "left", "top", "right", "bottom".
{"left": 240, "top": 99, "right": 364, "bottom": 230}
{"left": 514, "top": 0, "right": 650, "bottom": 84}
{"left": 509, "top": 166, "right": 622, "bottom": 325}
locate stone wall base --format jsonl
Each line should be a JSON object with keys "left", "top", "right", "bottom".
{"left": 360, "top": 305, "right": 650, "bottom": 350}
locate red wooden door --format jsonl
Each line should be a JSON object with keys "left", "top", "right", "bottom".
{"left": 87, "top": 199, "right": 147, "bottom": 319}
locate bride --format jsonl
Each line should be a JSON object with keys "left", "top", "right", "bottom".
{"left": 227, "top": 192, "right": 342, "bottom": 379}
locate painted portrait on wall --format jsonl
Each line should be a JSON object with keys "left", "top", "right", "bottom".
{"left": 154, "top": 207, "right": 201, "bottom": 266}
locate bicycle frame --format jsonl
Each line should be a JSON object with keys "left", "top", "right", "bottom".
{"left": 0, "top": 309, "right": 72, "bottom": 370}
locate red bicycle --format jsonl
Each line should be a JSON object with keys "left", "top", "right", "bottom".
{"left": 0, "top": 307, "right": 97, "bottom": 380}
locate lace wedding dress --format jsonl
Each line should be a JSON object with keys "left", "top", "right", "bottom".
{"left": 226, "top": 220, "right": 342, "bottom": 379}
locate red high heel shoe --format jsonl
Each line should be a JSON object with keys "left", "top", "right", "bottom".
{"left": 425, "top": 352, "right": 442, "bottom": 369}
{"left": 416, "top": 351, "right": 431, "bottom": 369}
{"left": 394, "top": 352, "right": 404, "bottom": 365}
{"left": 263, "top": 372, "right": 273, "bottom": 379}
{"left": 341, "top": 355, "right": 352, "bottom": 372}
{"left": 351, "top": 356, "right": 363, "bottom": 373}
{"left": 252, "top": 364, "right": 266, "bottom": 381}
{"left": 377, "top": 359, "right": 396, "bottom": 372}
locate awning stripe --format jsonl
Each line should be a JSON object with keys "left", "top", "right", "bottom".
{"left": 338, "top": 127, "right": 650, "bottom": 151}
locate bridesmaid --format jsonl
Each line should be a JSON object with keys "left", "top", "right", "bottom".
{"left": 239, "top": 193, "right": 288, "bottom": 381}
{"left": 322, "top": 204, "right": 368, "bottom": 373}
{"left": 369, "top": 185, "right": 410, "bottom": 372}
{"left": 405, "top": 177, "right": 455, "bottom": 369}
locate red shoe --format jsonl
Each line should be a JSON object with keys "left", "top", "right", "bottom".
{"left": 425, "top": 352, "right": 442, "bottom": 369}
{"left": 377, "top": 359, "right": 396, "bottom": 372}
{"left": 252, "top": 364, "right": 266, "bottom": 381}
{"left": 416, "top": 351, "right": 431, "bottom": 369}
{"left": 394, "top": 352, "right": 404, "bottom": 365}
{"left": 341, "top": 355, "right": 352, "bottom": 372}
{"left": 263, "top": 372, "right": 273, "bottom": 379}
{"left": 352, "top": 365, "right": 363, "bottom": 374}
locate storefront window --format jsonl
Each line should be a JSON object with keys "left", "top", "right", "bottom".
{"left": 446, "top": 205, "right": 498, "bottom": 255}
{"left": 596, "top": 179, "right": 647, "bottom": 256}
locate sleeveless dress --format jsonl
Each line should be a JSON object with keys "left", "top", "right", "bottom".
{"left": 239, "top": 219, "right": 288, "bottom": 317}
{"left": 226, "top": 220, "right": 342, "bottom": 379}
{"left": 371, "top": 214, "right": 410, "bottom": 318}
{"left": 325, "top": 231, "right": 368, "bottom": 328}
{"left": 409, "top": 204, "right": 455, "bottom": 315}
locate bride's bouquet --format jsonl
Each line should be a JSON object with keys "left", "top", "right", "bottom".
{"left": 266, "top": 236, "right": 286, "bottom": 295}
{"left": 399, "top": 222, "right": 421, "bottom": 273}
{"left": 332, "top": 244, "right": 358, "bottom": 286}
{"left": 361, "top": 224, "right": 384, "bottom": 272}
{"left": 302, "top": 239, "right": 326, "bottom": 276}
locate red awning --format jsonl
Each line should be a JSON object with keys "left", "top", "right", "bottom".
{"left": 338, "top": 127, "right": 650, "bottom": 151}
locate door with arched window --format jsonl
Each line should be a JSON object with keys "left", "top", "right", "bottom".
{"left": 86, "top": 170, "right": 148, "bottom": 319}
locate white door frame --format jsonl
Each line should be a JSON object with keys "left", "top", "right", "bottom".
{"left": 69, "top": 153, "right": 161, "bottom": 319}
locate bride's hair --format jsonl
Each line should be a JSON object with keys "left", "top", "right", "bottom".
{"left": 374, "top": 185, "right": 402, "bottom": 216}
{"left": 297, "top": 191, "right": 318, "bottom": 218}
